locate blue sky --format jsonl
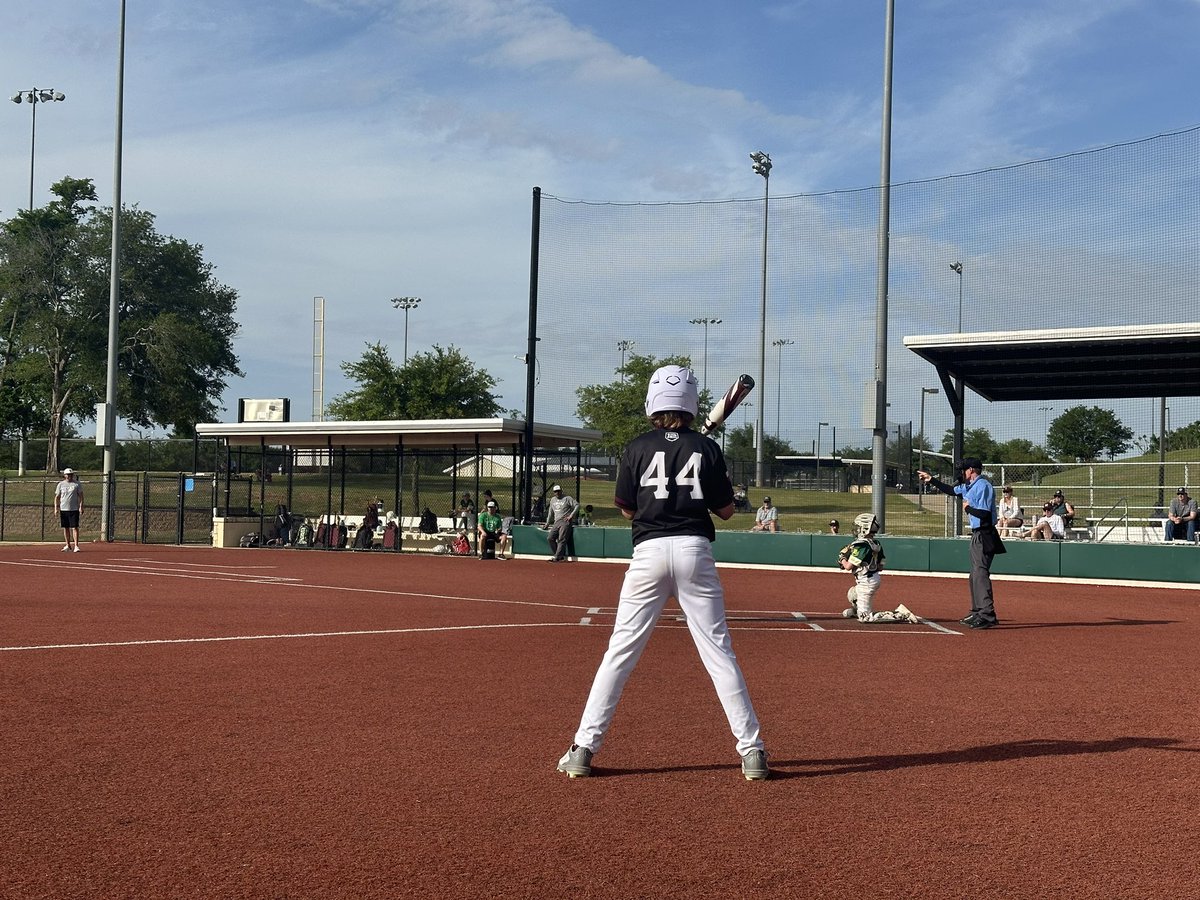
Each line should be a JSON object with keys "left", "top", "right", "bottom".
{"left": 3, "top": 0, "right": 1199, "bottom": 441}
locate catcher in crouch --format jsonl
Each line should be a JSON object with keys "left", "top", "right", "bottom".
{"left": 839, "top": 513, "right": 918, "bottom": 624}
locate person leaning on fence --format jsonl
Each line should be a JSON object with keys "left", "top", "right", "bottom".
{"left": 1027, "top": 502, "right": 1066, "bottom": 541}
{"left": 544, "top": 484, "right": 579, "bottom": 562}
{"left": 1164, "top": 487, "right": 1198, "bottom": 542}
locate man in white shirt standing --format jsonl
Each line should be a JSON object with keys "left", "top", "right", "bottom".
{"left": 53, "top": 468, "right": 84, "bottom": 553}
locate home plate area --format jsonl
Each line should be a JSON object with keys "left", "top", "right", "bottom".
{"left": 575, "top": 607, "right": 960, "bottom": 634}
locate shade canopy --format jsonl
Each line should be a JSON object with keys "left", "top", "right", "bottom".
{"left": 904, "top": 323, "right": 1200, "bottom": 402}
{"left": 195, "top": 417, "right": 601, "bottom": 449}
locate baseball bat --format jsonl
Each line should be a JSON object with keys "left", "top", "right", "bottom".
{"left": 700, "top": 374, "right": 755, "bottom": 435}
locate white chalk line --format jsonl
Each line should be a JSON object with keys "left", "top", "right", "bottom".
{"left": 0, "top": 622, "right": 576, "bottom": 653}
{"left": 0, "top": 558, "right": 961, "bottom": 644}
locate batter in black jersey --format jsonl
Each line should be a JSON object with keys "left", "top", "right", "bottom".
{"left": 556, "top": 365, "right": 769, "bottom": 781}
{"left": 615, "top": 425, "right": 733, "bottom": 545}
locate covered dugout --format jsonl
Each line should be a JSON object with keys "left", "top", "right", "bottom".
{"left": 194, "top": 417, "right": 600, "bottom": 549}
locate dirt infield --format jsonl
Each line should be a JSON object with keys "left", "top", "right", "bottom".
{"left": 1, "top": 543, "right": 1197, "bottom": 899}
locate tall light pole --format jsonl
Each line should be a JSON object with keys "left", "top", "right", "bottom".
{"left": 390, "top": 297, "right": 421, "bottom": 363}
{"left": 689, "top": 318, "right": 721, "bottom": 393}
{"left": 751, "top": 150, "right": 771, "bottom": 487}
{"left": 918, "top": 387, "right": 939, "bottom": 510}
{"left": 772, "top": 338, "right": 794, "bottom": 441}
{"left": 11, "top": 87, "right": 65, "bottom": 476}
{"left": 950, "top": 261, "right": 964, "bottom": 331}
{"left": 101, "top": 0, "right": 127, "bottom": 541}
{"left": 10, "top": 87, "right": 66, "bottom": 210}
{"left": 616, "top": 339, "right": 635, "bottom": 382}
{"left": 817, "top": 422, "right": 829, "bottom": 490}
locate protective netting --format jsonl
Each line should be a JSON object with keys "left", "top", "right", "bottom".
{"left": 535, "top": 126, "right": 1200, "bottom": 535}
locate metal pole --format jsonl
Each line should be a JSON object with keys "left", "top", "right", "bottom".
{"left": 27, "top": 96, "right": 36, "bottom": 210}
{"left": 756, "top": 174, "right": 769, "bottom": 488}
{"left": 523, "top": 188, "right": 541, "bottom": 524}
{"left": 101, "top": 0, "right": 127, "bottom": 542}
{"left": 816, "top": 425, "right": 821, "bottom": 490}
{"left": 871, "top": 0, "right": 895, "bottom": 531}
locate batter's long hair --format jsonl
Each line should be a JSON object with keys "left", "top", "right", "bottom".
{"left": 651, "top": 411, "right": 694, "bottom": 430}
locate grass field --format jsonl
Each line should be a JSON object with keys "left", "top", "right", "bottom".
{"left": 4, "top": 444, "right": 1198, "bottom": 541}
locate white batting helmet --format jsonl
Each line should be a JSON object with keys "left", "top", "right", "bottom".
{"left": 645, "top": 365, "right": 699, "bottom": 416}
{"left": 854, "top": 513, "right": 879, "bottom": 538}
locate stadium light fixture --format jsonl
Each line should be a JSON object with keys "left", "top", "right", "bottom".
{"left": 390, "top": 296, "right": 422, "bottom": 363}
{"left": 950, "top": 261, "right": 964, "bottom": 331}
{"left": 10, "top": 86, "right": 66, "bottom": 211}
{"left": 751, "top": 150, "right": 771, "bottom": 488}
{"left": 616, "top": 339, "right": 635, "bottom": 382}
{"left": 689, "top": 318, "right": 722, "bottom": 394}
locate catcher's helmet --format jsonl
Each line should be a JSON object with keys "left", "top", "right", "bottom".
{"left": 645, "top": 365, "right": 699, "bottom": 416}
{"left": 854, "top": 513, "right": 879, "bottom": 538}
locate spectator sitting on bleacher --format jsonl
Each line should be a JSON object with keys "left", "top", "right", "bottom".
{"left": 1164, "top": 487, "right": 1198, "bottom": 542}
{"left": 1050, "top": 490, "right": 1075, "bottom": 527}
{"left": 733, "top": 484, "right": 750, "bottom": 512}
{"left": 997, "top": 486, "right": 1023, "bottom": 537}
{"left": 419, "top": 507, "right": 439, "bottom": 534}
{"left": 1026, "top": 502, "right": 1066, "bottom": 541}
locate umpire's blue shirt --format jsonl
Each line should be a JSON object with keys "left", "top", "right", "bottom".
{"left": 954, "top": 476, "right": 996, "bottom": 530}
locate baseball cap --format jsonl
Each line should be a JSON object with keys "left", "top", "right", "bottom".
{"left": 1178, "top": 487, "right": 1189, "bottom": 495}
{"left": 62, "top": 467, "right": 74, "bottom": 475}
{"left": 486, "top": 500, "right": 497, "bottom": 508}
{"left": 1053, "top": 490, "right": 1064, "bottom": 497}
{"left": 829, "top": 519, "right": 838, "bottom": 526}
{"left": 552, "top": 484, "right": 562, "bottom": 492}
{"left": 762, "top": 496, "right": 771, "bottom": 503}
{"left": 960, "top": 457, "right": 983, "bottom": 472}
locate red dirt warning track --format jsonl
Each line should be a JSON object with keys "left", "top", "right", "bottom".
{"left": 0, "top": 542, "right": 1197, "bottom": 899}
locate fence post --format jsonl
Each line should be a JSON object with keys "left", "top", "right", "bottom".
{"left": 177, "top": 472, "right": 186, "bottom": 544}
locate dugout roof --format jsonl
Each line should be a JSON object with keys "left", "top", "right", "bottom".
{"left": 903, "top": 322, "right": 1200, "bottom": 402}
{"left": 194, "top": 417, "right": 602, "bottom": 449}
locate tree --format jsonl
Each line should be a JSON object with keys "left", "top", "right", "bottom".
{"left": 327, "top": 343, "right": 501, "bottom": 420}
{"left": 575, "top": 352, "right": 711, "bottom": 454}
{"left": 0, "top": 177, "right": 242, "bottom": 470}
{"left": 993, "top": 438, "right": 1053, "bottom": 465}
{"left": 1047, "top": 405, "right": 1133, "bottom": 462}
{"left": 724, "top": 423, "right": 796, "bottom": 467}
{"left": 1147, "top": 418, "right": 1200, "bottom": 455}
{"left": 939, "top": 427, "right": 1000, "bottom": 462}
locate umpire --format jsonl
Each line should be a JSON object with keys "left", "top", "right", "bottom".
{"left": 917, "top": 458, "right": 1003, "bottom": 629}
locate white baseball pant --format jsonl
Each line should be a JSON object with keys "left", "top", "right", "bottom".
{"left": 846, "top": 572, "right": 909, "bottom": 623}
{"left": 573, "top": 534, "right": 764, "bottom": 756}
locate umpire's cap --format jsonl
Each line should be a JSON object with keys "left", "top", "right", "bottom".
{"left": 960, "top": 457, "right": 983, "bottom": 473}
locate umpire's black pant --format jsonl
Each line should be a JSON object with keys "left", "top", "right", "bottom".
{"left": 968, "top": 533, "right": 997, "bottom": 623}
